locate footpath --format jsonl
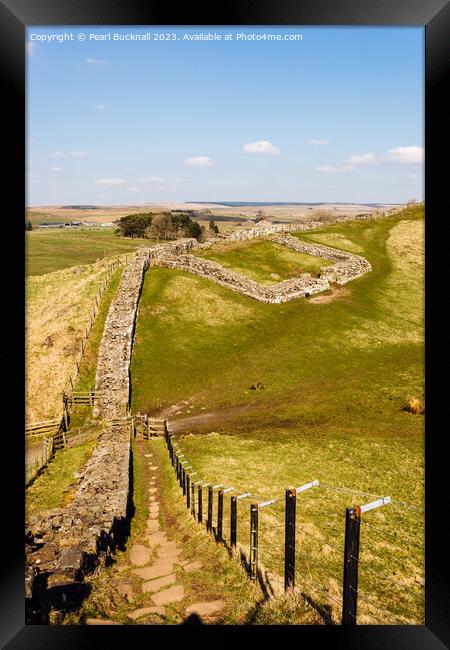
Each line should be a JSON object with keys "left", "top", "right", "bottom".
{"left": 82, "top": 437, "right": 259, "bottom": 625}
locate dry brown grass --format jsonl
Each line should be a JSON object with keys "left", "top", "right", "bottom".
{"left": 403, "top": 397, "right": 424, "bottom": 415}
{"left": 25, "top": 255, "right": 126, "bottom": 422}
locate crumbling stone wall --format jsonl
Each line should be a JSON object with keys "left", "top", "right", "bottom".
{"left": 25, "top": 420, "right": 132, "bottom": 623}
{"left": 153, "top": 232, "right": 372, "bottom": 303}
{"left": 226, "top": 207, "right": 405, "bottom": 242}
{"left": 269, "top": 234, "right": 372, "bottom": 285}
{"left": 227, "top": 220, "right": 317, "bottom": 241}
{"left": 154, "top": 255, "right": 330, "bottom": 303}
{"left": 94, "top": 250, "right": 151, "bottom": 419}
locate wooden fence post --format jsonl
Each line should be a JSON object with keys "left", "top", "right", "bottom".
{"left": 176, "top": 457, "right": 179, "bottom": 480}
{"left": 191, "top": 482, "right": 196, "bottom": 517}
{"left": 284, "top": 488, "right": 296, "bottom": 591}
{"left": 186, "top": 475, "right": 190, "bottom": 509}
{"left": 62, "top": 395, "right": 69, "bottom": 432}
{"left": 182, "top": 468, "right": 186, "bottom": 495}
{"left": 230, "top": 496, "right": 237, "bottom": 548}
{"left": 217, "top": 489, "right": 224, "bottom": 541}
{"left": 207, "top": 486, "right": 213, "bottom": 532}
{"left": 198, "top": 484, "right": 203, "bottom": 523}
{"left": 342, "top": 506, "right": 361, "bottom": 625}
{"left": 249, "top": 504, "right": 259, "bottom": 580}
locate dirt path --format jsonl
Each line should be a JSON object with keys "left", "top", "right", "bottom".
{"left": 84, "top": 438, "right": 237, "bottom": 625}
{"left": 164, "top": 402, "right": 257, "bottom": 434}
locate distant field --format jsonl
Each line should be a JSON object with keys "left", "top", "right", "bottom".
{"left": 130, "top": 204, "right": 424, "bottom": 623}
{"left": 26, "top": 228, "right": 148, "bottom": 276}
{"left": 195, "top": 239, "right": 327, "bottom": 284}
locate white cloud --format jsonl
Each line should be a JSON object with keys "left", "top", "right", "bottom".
{"left": 122, "top": 167, "right": 135, "bottom": 172}
{"left": 50, "top": 151, "right": 64, "bottom": 158}
{"left": 85, "top": 57, "right": 107, "bottom": 65}
{"left": 128, "top": 186, "right": 141, "bottom": 192}
{"left": 94, "top": 103, "right": 106, "bottom": 111}
{"left": 50, "top": 166, "right": 63, "bottom": 172}
{"left": 308, "top": 139, "right": 329, "bottom": 145}
{"left": 95, "top": 178, "right": 125, "bottom": 185}
{"left": 348, "top": 152, "right": 375, "bottom": 165}
{"left": 381, "top": 146, "right": 424, "bottom": 164}
{"left": 149, "top": 176, "right": 164, "bottom": 183}
{"left": 184, "top": 156, "right": 214, "bottom": 166}
{"left": 70, "top": 150, "right": 89, "bottom": 158}
{"left": 316, "top": 164, "right": 356, "bottom": 173}
{"left": 243, "top": 140, "right": 280, "bottom": 155}
{"left": 28, "top": 138, "right": 36, "bottom": 145}
{"left": 27, "top": 172, "right": 39, "bottom": 179}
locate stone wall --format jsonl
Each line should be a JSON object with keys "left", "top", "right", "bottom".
{"left": 94, "top": 250, "right": 150, "bottom": 419}
{"left": 94, "top": 239, "right": 196, "bottom": 420}
{"left": 154, "top": 254, "right": 330, "bottom": 303}
{"left": 269, "top": 234, "right": 372, "bottom": 285}
{"left": 25, "top": 420, "right": 132, "bottom": 622}
{"left": 152, "top": 232, "right": 372, "bottom": 303}
{"left": 226, "top": 207, "right": 405, "bottom": 242}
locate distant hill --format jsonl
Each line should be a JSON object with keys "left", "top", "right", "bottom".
{"left": 60, "top": 205, "right": 100, "bottom": 210}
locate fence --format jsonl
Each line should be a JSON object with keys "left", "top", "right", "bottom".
{"left": 163, "top": 426, "right": 424, "bottom": 625}
{"left": 61, "top": 255, "right": 130, "bottom": 400}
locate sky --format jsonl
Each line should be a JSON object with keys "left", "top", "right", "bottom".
{"left": 26, "top": 26, "right": 424, "bottom": 205}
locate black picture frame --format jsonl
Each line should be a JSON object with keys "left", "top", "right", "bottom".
{"left": 1, "top": 0, "right": 448, "bottom": 647}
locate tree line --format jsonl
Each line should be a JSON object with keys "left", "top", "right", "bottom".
{"left": 115, "top": 211, "right": 219, "bottom": 241}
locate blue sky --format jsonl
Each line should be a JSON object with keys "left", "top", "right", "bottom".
{"left": 26, "top": 26, "right": 424, "bottom": 205}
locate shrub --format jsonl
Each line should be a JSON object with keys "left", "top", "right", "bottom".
{"left": 403, "top": 397, "right": 424, "bottom": 414}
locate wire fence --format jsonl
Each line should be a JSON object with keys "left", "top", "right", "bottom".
{"left": 162, "top": 423, "right": 424, "bottom": 626}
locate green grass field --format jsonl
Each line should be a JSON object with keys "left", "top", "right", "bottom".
{"left": 26, "top": 228, "right": 148, "bottom": 276}
{"left": 130, "top": 204, "right": 424, "bottom": 624}
{"left": 194, "top": 239, "right": 326, "bottom": 284}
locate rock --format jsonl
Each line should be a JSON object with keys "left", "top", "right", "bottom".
{"left": 115, "top": 578, "right": 136, "bottom": 602}
{"left": 133, "top": 561, "right": 174, "bottom": 581}
{"left": 148, "top": 531, "right": 167, "bottom": 547}
{"left": 146, "top": 520, "right": 160, "bottom": 533}
{"left": 151, "top": 585, "right": 185, "bottom": 605}
{"left": 85, "top": 618, "right": 122, "bottom": 625}
{"left": 130, "top": 544, "right": 151, "bottom": 567}
{"left": 185, "top": 600, "right": 225, "bottom": 617}
{"left": 128, "top": 606, "right": 166, "bottom": 620}
{"left": 182, "top": 560, "right": 203, "bottom": 573}
{"left": 142, "top": 574, "right": 176, "bottom": 593}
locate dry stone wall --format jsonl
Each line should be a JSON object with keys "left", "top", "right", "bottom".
{"left": 94, "top": 250, "right": 150, "bottom": 419}
{"left": 154, "top": 255, "right": 330, "bottom": 303}
{"left": 269, "top": 234, "right": 372, "bottom": 285}
{"left": 25, "top": 420, "right": 132, "bottom": 622}
{"left": 226, "top": 207, "right": 405, "bottom": 242}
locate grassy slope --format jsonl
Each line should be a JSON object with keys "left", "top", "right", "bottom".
{"left": 195, "top": 239, "right": 326, "bottom": 284}
{"left": 26, "top": 228, "right": 148, "bottom": 276}
{"left": 131, "top": 204, "right": 424, "bottom": 623}
{"left": 26, "top": 267, "right": 124, "bottom": 516}
{"left": 26, "top": 440, "right": 96, "bottom": 519}
{"left": 26, "top": 258, "right": 123, "bottom": 422}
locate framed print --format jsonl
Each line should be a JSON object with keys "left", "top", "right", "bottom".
{"left": 1, "top": 0, "right": 448, "bottom": 647}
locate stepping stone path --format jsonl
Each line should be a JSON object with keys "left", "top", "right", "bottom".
{"left": 105, "top": 443, "right": 226, "bottom": 624}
